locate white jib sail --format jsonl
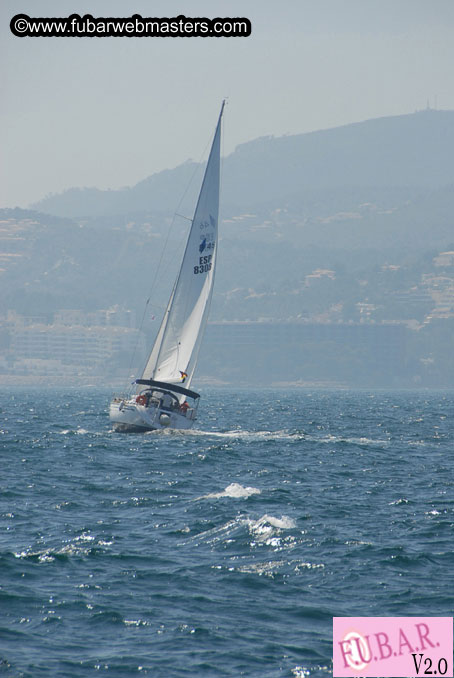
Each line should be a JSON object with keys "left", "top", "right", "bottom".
{"left": 140, "top": 102, "right": 224, "bottom": 393}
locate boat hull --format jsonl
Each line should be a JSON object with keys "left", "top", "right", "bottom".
{"left": 109, "top": 399, "right": 196, "bottom": 432}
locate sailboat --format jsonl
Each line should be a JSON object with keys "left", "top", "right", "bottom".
{"left": 109, "top": 101, "right": 224, "bottom": 432}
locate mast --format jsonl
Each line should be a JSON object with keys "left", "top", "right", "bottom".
{"left": 140, "top": 101, "right": 224, "bottom": 391}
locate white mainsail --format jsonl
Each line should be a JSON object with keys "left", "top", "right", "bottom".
{"left": 140, "top": 101, "right": 224, "bottom": 394}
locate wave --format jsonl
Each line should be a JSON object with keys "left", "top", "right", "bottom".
{"left": 246, "top": 514, "right": 298, "bottom": 551}
{"left": 197, "top": 482, "right": 261, "bottom": 500}
{"left": 248, "top": 514, "right": 296, "bottom": 531}
{"left": 292, "top": 665, "right": 331, "bottom": 677}
{"left": 13, "top": 532, "right": 113, "bottom": 563}
{"left": 236, "top": 558, "right": 324, "bottom": 577}
{"left": 183, "top": 513, "right": 298, "bottom": 551}
{"left": 59, "top": 427, "right": 90, "bottom": 435}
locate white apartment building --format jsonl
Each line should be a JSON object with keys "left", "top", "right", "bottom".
{"left": 6, "top": 308, "right": 145, "bottom": 375}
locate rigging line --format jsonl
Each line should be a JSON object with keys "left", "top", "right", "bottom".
{"left": 126, "top": 219, "right": 174, "bottom": 386}
{"left": 152, "top": 131, "right": 213, "bottom": 293}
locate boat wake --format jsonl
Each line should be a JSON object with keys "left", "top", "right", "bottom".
{"left": 168, "top": 428, "right": 391, "bottom": 448}
{"left": 190, "top": 428, "right": 306, "bottom": 441}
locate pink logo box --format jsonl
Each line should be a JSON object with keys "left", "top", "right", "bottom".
{"left": 333, "top": 617, "right": 453, "bottom": 677}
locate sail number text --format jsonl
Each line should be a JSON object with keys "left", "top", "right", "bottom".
{"left": 194, "top": 254, "right": 212, "bottom": 275}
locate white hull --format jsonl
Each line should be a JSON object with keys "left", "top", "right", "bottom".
{"left": 109, "top": 398, "right": 196, "bottom": 432}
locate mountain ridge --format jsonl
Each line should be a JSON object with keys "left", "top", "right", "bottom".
{"left": 30, "top": 109, "right": 454, "bottom": 218}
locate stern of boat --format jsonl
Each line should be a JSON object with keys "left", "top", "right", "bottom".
{"left": 109, "top": 389, "right": 198, "bottom": 432}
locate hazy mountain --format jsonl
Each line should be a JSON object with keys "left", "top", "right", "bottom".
{"left": 2, "top": 108, "right": 453, "bottom": 335}
{"left": 31, "top": 109, "right": 454, "bottom": 218}
{"left": 1, "top": 192, "right": 452, "bottom": 326}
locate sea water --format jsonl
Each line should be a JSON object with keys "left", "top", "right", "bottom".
{"left": 0, "top": 387, "right": 453, "bottom": 677}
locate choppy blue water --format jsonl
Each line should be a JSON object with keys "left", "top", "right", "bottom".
{"left": 0, "top": 387, "right": 453, "bottom": 677}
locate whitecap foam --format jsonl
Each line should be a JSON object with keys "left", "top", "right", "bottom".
{"left": 183, "top": 518, "right": 241, "bottom": 546}
{"left": 124, "top": 619, "right": 151, "bottom": 627}
{"left": 246, "top": 515, "right": 297, "bottom": 548}
{"left": 292, "top": 667, "right": 311, "bottom": 678}
{"left": 197, "top": 482, "right": 261, "bottom": 500}
{"left": 60, "top": 427, "right": 89, "bottom": 436}
{"left": 14, "top": 532, "right": 110, "bottom": 562}
{"left": 235, "top": 557, "right": 324, "bottom": 577}
{"left": 249, "top": 514, "right": 296, "bottom": 531}
{"left": 237, "top": 560, "right": 286, "bottom": 576}
{"left": 181, "top": 513, "right": 298, "bottom": 552}
{"left": 292, "top": 666, "right": 330, "bottom": 677}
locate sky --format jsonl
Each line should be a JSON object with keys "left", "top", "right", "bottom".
{"left": 1, "top": 0, "right": 454, "bottom": 207}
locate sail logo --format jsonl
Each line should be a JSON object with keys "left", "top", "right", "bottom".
{"left": 199, "top": 234, "right": 215, "bottom": 252}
